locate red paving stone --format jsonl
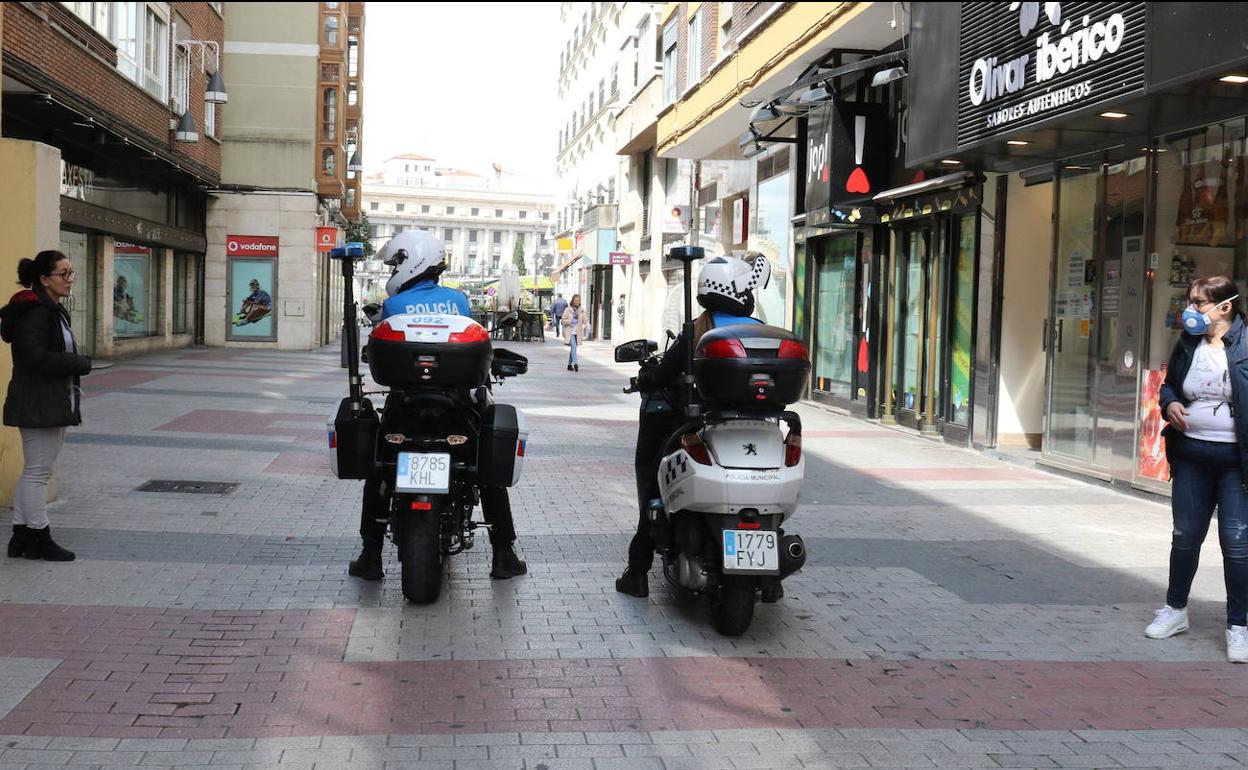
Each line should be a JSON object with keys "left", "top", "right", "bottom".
{"left": 856, "top": 466, "right": 1049, "bottom": 482}
{"left": 155, "top": 410, "right": 326, "bottom": 441}
{"left": 805, "top": 430, "right": 899, "bottom": 439}
{"left": 2, "top": 604, "right": 1248, "bottom": 738}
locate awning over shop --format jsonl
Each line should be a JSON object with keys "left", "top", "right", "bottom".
{"left": 550, "top": 254, "right": 582, "bottom": 280}
{"left": 872, "top": 171, "right": 975, "bottom": 202}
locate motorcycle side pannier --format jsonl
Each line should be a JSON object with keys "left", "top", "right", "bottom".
{"left": 478, "top": 403, "right": 528, "bottom": 487}
{"left": 328, "top": 396, "right": 379, "bottom": 480}
{"left": 693, "top": 324, "right": 811, "bottom": 409}
{"left": 366, "top": 313, "right": 493, "bottom": 388}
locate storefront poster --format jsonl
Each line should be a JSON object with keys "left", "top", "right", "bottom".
{"left": 113, "top": 243, "right": 150, "bottom": 338}
{"left": 1137, "top": 367, "right": 1170, "bottom": 482}
{"left": 229, "top": 259, "right": 276, "bottom": 339}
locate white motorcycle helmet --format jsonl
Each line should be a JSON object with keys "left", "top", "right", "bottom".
{"left": 697, "top": 251, "right": 771, "bottom": 316}
{"left": 378, "top": 229, "right": 447, "bottom": 296}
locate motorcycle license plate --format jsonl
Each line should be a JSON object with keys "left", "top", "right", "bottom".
{"left": 722, "top": 529, "right": 779, "bottom": 574}
{"left": 395, "top": 452, "right": 451, "bottom": 494}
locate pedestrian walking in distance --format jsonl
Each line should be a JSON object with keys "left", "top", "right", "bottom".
{"left": 551, "top": 293, "right": 568, "bottom": 339}
{"left": 562, "top": 294, "right": 587, "bottom": 372}
{"left": 2, "top": 250, "right": 92, "bottom": 562}
{"left": 1146, "top": 275, "right": 1248, "bottom": 663}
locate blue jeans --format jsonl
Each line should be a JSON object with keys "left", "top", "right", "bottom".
{"left": 1166, "top": 433, "right": 1248, "bottom": 627}
{"left": 568, "top": 334, "right": 579, "bottom": 367}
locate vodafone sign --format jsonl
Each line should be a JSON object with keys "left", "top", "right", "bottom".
{"left": 316, "top": 227, "right": 338, "bottom": 253}
{"left": 226, "top": 235, "right": 279, "bottom": 258}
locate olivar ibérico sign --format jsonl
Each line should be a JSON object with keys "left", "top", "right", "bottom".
{"left": 956, "top": 2, "right": 1145, "bottom": 147}
{"left": 226, "top": 235, "right": 279, "bottom": 258}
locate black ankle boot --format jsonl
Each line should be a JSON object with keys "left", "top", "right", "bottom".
{"left": 490, "top": 544, "right": 528, "bottom": 579}
{"left": 348, "top": 537, "right": 385, "bottom": 581}
{"left": 24, "top": 526, "right": 75, "bottom": 562}
{"left": 615, "top": 566, "right": 649, "bottom": 598}
{"left": 7, "top": 525, "right": 30, "bottom": 558}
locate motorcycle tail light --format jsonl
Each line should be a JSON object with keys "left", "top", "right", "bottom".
{"left": 701, "top": 338, "right": 747, "bottom": 359}
{"left": 681, "top": 433, "right": 713, "bottom": 465}
{"left": 784, "top": 432, "right": 802, "bottom": 467}
{"left": 778, "top": 339, "right": 809, "bottom": 360}
{"left": 448, "top": 323, "right": 490, "bottom": 343}
{"left": 370, "top": 320, "right": 405, "bottom": 341}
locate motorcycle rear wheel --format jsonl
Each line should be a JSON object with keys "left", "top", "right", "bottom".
{"left": 710, "top": 575, "right": 756, "bottom": 636}
{"left": 393, "top": 506, "right": 445, "bottom": 604}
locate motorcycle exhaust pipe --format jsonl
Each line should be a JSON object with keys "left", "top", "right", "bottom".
{"left": 779, "top": 534, "right": 806, "bottom": 578}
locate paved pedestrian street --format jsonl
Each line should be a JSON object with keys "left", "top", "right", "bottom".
{"left": 3, "top": 338, "right": 1248, "bottom": 770}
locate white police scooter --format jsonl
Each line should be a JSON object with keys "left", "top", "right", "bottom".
{"left": 616, "top": 246, "right": 809, "bottom": 635}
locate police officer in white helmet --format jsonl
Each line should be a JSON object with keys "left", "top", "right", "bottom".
{"left": 615, "top": 252, "right": 770, "bottom": 598}
{"left": 349, "top": 230, "right": 528, "bottom": 582}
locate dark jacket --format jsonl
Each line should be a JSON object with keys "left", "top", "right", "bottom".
{"left": 1159, "top": 315, "right": 1248, "bottom": 484}
{"left": 1, "top": 290, "right": 91, "bottom": 428}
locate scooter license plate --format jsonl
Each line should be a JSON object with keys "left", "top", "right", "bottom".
{"left": 395, "top": 452, "right": 451, "bottom": 494}
{"left": 722, "top": 529, "right": 780, "bottom": 574}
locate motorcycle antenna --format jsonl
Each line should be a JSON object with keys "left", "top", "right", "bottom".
{"left": 667, "top": 245, "right": 705, "bottom": 417}
{"left": 329, "top": 241, "right": 367, "bottom": 412}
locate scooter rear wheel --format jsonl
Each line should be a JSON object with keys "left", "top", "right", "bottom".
{"left": 393, "top": 503, "right": 445, "bottom": 604}
{"left": 710, "top": 575, "right": 756, "bottom": 636}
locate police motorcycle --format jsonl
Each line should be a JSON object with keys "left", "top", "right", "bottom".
{"left": 328, "top": 243, "right": 529, "bottom": 604}
{"left": 615, "top": 246, "right": 810, "bottom": 636}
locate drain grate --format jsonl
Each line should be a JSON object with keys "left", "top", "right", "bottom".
{"left": 136, "top": 480, "right": 239, "bottom": 495}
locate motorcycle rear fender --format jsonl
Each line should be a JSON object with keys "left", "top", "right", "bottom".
{"left": 657, "top": 448, "right": 803, "bottom": 517}
{"left": 703, "top": 420, "right": 785, "bottom": 468}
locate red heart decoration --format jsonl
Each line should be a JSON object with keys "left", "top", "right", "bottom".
{"left": 820, "top": 164, "right": 829, "bottom": 183}
{"left": 846, "top": 166, "right": 870, "bottom": 194}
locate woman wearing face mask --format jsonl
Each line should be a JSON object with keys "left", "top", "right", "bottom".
{"left": 1147, "top": 275, "right": 1248, "bottom": 662}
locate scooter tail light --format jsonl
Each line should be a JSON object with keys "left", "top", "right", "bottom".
{"left": 680, "top": 433, "right": 713, "bottom": 465}
{"left": 447, "top": 323, "right": 490, "bottom": 343}
{"left": 701, "top": 338, "right": 747, "bottom": 359}
{"left": 778, "top": 339, "right": 809, "bottom": 360}
{"left": 370, "top": 320, "right": 406, "bottom": 341}
{"left": 784, "top": 433, "right": 802, "bottom": 467}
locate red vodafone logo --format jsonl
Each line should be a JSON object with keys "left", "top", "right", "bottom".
{"left": 316, "top": 227, "right": 338, "bottom": 252}
{"left": 226, "top": 235, "right": 279, "bottom": 257}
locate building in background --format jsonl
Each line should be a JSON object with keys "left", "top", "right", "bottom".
{"left": 1, "top": 1, "right": 225, "bottom": 361}
{"left": 361, "top": 153, "right": 554, "bottom": 305}
{"left": 208, "top": 0, "right": 365, "bottom": 350}
{"left": 553, "top": 2, "right": 665, "bottom": 341}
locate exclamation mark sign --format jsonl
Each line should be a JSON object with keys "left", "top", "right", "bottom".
{"left": 846, "top": 114, "right": 870, "bottom": 194}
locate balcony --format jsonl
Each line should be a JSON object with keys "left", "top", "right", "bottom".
{"left": 615, "top": 74, "right": 662, "bottom": 155}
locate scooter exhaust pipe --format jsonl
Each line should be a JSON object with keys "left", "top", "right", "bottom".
{"left": 779, "top": 534, "right": 806, "bottom": 578}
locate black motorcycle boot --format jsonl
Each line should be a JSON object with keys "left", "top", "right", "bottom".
{"left": 490, "top": 544, "right": 528, "bottom": 579}
{"left": 23, "top": 526, "right": 75, "bottom": 562}
{"left": 615, "top": 566, "right": 649, "bottom": 598}
{"left": 348, "top": 537, "right": 385, "bottom": 581}
{"left": 7, "top": 525, "right": 30, "bottom": 558}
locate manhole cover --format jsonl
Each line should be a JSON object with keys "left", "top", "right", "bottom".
{"left": 136, "top": 480, "right": 239, "bottom": 495}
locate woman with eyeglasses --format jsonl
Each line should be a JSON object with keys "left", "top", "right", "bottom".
{"left": 1147, "top": 275, "right": 1248, "bottom": 663}
{"left": 1, "top": 250, "right": 91, "bottom": 561}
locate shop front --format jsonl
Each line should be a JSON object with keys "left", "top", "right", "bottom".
{"left": 59, "top": 161, "right": 206, "bottom": 358}
{"left": 909, "top": 1, "right": 1248, "bottom": 489}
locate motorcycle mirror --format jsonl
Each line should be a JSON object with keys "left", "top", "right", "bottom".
{"left": 614, "top": 339, "right": 651, "bottom": 363}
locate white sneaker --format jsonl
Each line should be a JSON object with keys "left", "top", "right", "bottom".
{"left": 1228, "top": 626, "right": 1248, "bottom": 663}
{"left": 1145, "top": 606, "right": 1189, "bottom": 639}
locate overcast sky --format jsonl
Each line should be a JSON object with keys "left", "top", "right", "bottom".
{"left": 361, "top": 2, "right": 561, "bottom": 192}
